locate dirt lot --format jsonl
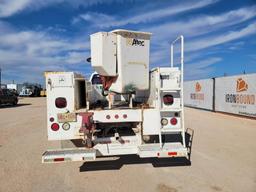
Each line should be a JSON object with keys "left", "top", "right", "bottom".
{"left": 0, "top": 97, "right": 255, "bottom": 192}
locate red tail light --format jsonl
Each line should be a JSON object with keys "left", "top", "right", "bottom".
{"left": 163, "top": 95, "right": 174, "bottom": 105}
{"left": 123, "top": 114, "right": 127, "bottom": 119}
{"left": 170, "top": 117, "right": 177, "bottom": 125}
{"left": 55, "top": 97, "right": 67, "bottom": 108}
{"left": 115, "top": 114, "right": 119, "bottom": 119}
{"left": 54, "top": 158, "right": 64, "bottom": 162}
{"left": 168, "top": 152, "right": 177, "bottom": 156}
{"left": 51, "top": 123, "right": 59, "bottom": 131}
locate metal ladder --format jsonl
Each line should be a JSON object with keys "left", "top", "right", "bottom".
{"left": 158, "top": 35, "right": 185, "bottom": 149}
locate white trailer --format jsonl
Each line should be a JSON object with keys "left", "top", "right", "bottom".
{"left": 7, "top": 83, "right": 23, "bottom": 94}
{"left": 42, "top": 30, "right": 188, "bottom": 163}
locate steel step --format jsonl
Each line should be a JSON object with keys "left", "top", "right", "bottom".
{"left": 42, "top": 148, "right": 96, "bottom": 163}
{"left": 161, "top": 128, "right": 183, "bottom": 133}
{"left": 138, "top": 142, "right": 187, "bottom": 158}
{"left": 160, "top": 88, "right": 181, "bottom": 91}
{"left": 160, "top": 108, "right": 182, "bottom": 112}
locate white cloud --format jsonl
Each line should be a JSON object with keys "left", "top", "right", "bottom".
{"left": 64, "top": 51, "right": 89, "bottom": 64}
{"left": 0, "top": 29, "right": 89, "bottom": 55}
{"left": 138, "top": 6, "right": 256, "bottom": 72}
{"left": 0, "top": 22, "right": 90, "bottom": 83}
{"left": 149, "top": 20, "right": 255, "bottom": 70}
{"left": 228, "top": 41, "right": 245, "bottom": 50}
{"left": 145, "top": 5, "right": 256, "bottom": 41}
{"left": 146, "top": 6, "right": 256, "bottom": 78}
{"left": 186, "top": 22, "right": 256, "bottom": 52}
{"left": 0, "top": 0, "right": 120, "bottom": 18}
{"left": 0, "top": 0, "right": 30, "bottom": 17}
{"left": 75, "top": 0, "right": 219, "bottom": 28}
{"left": 145, "top": 17, "right": 256, "bottom": 72}
{"left": 185, "top": 57, "right": 222, "bottom": 80}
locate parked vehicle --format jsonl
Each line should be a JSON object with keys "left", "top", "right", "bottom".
{"left": 9, "top": 89, "right": 19, "bottom": 96}
{"left": 19, "top": 85, "right": 41, "bottom": 97}
{"left": 7, "top": 84, "right": 23, "bottom": 95}
{"left": 42, "top": 30, "right": 187, "bottom": 164}
{"left": 40, "top": 89, "right": 47, "bottom": 97}
{"left": 0, "top": 88, "right": 18, "bottom": 106}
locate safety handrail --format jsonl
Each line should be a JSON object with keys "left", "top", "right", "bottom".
{"left": 170, "top": 35, "right": 184, "bottom": 69}
{"left": 170, "top": 35, "right": 185, "bottom": 147}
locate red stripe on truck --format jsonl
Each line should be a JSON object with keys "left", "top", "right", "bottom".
{"left": 168, "top": 152, "right": 177, "bottom": 156}
{"left": 54, "top": 158, "right": 65, "bottom": 162}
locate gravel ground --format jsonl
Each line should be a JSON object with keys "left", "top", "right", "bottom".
{"left": 0, "top": 97, "right": 255, "bottom": 192}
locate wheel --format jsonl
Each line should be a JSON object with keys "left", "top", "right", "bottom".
{"left": 13, "top": 99, "right": 18, "bottom": 106}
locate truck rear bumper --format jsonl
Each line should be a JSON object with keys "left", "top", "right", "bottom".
{"left": 42, "top": 142, "right": 188, "bottom": 163}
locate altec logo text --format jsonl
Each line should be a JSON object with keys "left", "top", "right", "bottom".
{"left": 191, "top": 82, "right": 204, "bottom": 100}
{"left": 225, "top": 78, "right": 255, "bottom": 105}
{"left": 126, "top": 38, "right": 145, "bottom": 46}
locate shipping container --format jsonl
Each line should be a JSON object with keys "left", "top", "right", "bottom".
{"left": 215, "top": 74, "right": 256, "bottom": 118}
{"left": 184, "top": 79, "right": 214, "bottom": 110}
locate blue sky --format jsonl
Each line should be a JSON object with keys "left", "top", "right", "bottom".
{"left": 0, "top": 0, "right": 255, "bottom": 85}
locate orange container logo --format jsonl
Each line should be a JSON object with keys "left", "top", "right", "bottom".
{"left": 236, "top": 78, "right": 248, "bottom": 92}
{"left": 195, "top": 82, "right": 201, "bottom": 92}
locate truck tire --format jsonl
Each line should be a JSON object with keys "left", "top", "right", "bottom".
{"left": 13, "top": 99, "right": 18, "bottom": 106}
